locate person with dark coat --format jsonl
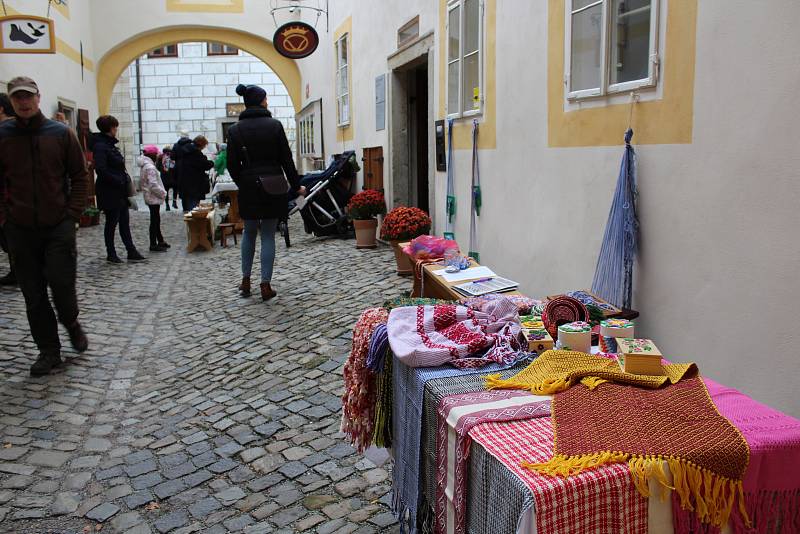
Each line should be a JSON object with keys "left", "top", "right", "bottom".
{"left": 178, "top": 135, "right": 213, "bottom": 212}
{"left": 227, "top": 83, "right": 305, "bottom": 302}
{"left": 0, "top": 77, "right": 89, "bottom": 375}
{"left": 171, "top": 131, "right": 193, "bottom": 211}
{"left": 92, "top": 115, "right": 145, "bottom": 263}
{"left": 0, "top": 92, "right": 16, "bottom": 286}
{"left": 156, "top": 146, "right": 177, "bottom": 211}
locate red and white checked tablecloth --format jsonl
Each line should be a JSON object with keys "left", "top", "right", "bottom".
{"left": 468, "top": 418, "right": 648, "bottom": 534}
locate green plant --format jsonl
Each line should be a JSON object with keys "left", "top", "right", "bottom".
{"left": 82, "top": 206, "right": 100, "bottom": 217}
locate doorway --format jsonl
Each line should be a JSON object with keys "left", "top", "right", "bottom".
{"left": 388, "top": 42, "right": 434, "bottom": 214}
{"left": 408, "top": 65, "right": 429, "bottom": 213}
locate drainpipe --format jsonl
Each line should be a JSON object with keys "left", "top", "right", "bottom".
{"left": 135, "top": 58, "right": 144, "bottom": 154}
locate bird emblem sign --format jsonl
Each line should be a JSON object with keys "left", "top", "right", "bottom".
{"left": 273, "top": 21, "right": 319, "bottom": 59}
{"left": 0, "top": 15, "right": 56, "bottom": 54}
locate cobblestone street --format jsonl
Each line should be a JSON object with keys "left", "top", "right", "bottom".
{"left": 0, "top": 208, "right": 405, "bottom": 533}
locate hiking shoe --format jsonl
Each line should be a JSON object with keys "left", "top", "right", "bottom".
{"left": 0, "top": 271, "right": 17, "bottom": 286}
{"left": 260, "top": 282, "right": 277, "bottom": 301}
{"left": 160, "top": 242, "right": 171, "bottom": 249}
{"left": 239, "top": 277, "right": 251, "bottom": 297}
{"left": 127, "top": 250, "right": 146, "bottom": 262}
{"left": 30, "top": 352, "right": 63, "bottom": 376}
{"left": 149, "top": 245, "right": 168, "bottom": 252}
{"left": 106, "top": 255, "right": 124, "bottom": 264}
{"left": 66, "top": 321, "right": 88, "bottom": 352}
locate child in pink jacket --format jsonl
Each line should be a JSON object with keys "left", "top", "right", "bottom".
{"left": 138, "top": 146, "right": 169, "bottom": 252}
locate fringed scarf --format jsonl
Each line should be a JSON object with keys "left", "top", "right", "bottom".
{"left": 486, "top": 350, "right": 751, "bottom": 531}
{"left": 340, "top": 307, "right": 389, "bottom": 452}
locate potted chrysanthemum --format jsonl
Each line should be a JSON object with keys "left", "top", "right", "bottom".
{"left": 380, "top": 206, "right": 432, "bottom": 275}
{"left": 346, "top": 189, "right": 386, "bottom": 249}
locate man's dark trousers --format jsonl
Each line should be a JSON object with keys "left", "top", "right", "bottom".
{"left": 4, "top": 218, "right": 79, "bottom": 355}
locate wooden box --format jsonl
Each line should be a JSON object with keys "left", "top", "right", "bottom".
{"left": 523, "top": 329, "right": 554, "bottom": 354}
{"left": 616, "top": 338, "right": 663, "bottom": 375}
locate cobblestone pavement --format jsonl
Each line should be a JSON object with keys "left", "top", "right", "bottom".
{"left": 0, "top": 208, "right": 406, "bottom": 533}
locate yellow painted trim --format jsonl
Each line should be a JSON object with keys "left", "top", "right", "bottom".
{"left": 438, "top": 0, "right": 496, "bottom": 150}
{"left": 96, "top": 27, "right": 302, "bottom": 115}
{"left": 165, "top": 0, "right": 244, "bottom": 13}
{"left": 333, "top": 17, "right": 354, "bottom": 143}
{"left": 548, "top": 0, "right": 697, "bottom": 147}
{"left": 2, "top": 4, "right": 93, "bottom": 70}
{"left": 52, "top": 1, "right": 69, "bottom": 19}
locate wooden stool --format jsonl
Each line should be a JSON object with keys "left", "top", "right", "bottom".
{"left": 219, "top": 223, "right": 238, "bottom": 247}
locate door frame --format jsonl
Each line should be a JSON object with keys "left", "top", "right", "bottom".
{"left": 387, "top": 31, "right": 436, "bottom": 225}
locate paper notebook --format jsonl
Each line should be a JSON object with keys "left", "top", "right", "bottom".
{"left": 452, "top": 277, "right": 519, "bottom": 297}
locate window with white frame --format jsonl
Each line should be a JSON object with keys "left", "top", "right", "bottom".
{"left": 447, "top": 0, "right": 483, "bottom": 118}
{"left": 336, "top": 34, "right": 350, "bottom": 127}
{"left": 566, "top": 0, "right": 659, "bottom": 99}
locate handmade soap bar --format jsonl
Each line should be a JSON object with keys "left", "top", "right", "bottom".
{"left": 523, "top": 328, "right": 554, "bottom": 353}
{"left": 556, "top": 321, "right": 592, "bottom": 353}
{"left": 599, "top": 319, "right": 635, "bottom": 352}
{"left": 616, "top": 338, "right": 663, "bottom": 375}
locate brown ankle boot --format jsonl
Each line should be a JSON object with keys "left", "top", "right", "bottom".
{"left": 260, "top": 282, "right": 276, "bottom": 301}
{"left": 239, "top": 277, "right": 251, "bottom": 297}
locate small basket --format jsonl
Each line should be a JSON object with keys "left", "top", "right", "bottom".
{"left": 191, "top": 209, "right": 210, "bottom": 219}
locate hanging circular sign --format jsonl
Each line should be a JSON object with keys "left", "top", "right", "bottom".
{"left": 273, "top": 22, "right": 319, "bottom": 59}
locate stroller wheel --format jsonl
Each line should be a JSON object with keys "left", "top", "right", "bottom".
{"left": 279, "top": 220, "right": 291, "bottom": 248}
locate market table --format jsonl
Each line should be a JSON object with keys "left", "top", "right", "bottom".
{"left": 211, "top": 181, "right": 242, "bottom": 232}
{"left": 183, "top": 209, "right": 216, "bottom": 252}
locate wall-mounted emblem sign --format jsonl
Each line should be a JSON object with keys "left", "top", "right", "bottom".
{"left": 0, "top": 15, "right": 56, "bottom": 54}
{"left": 226, "top": 103, "right": 246, "bottom": 117}
{"left": 273, "top": 21, "right": 319, "bottom": 59}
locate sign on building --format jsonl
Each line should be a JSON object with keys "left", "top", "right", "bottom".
{"left": 0, "top": 16, "right": 56, "bottom": 54}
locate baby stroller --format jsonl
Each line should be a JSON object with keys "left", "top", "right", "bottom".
{"left": 283, "top": 151, "right": 358, "bottom": 243}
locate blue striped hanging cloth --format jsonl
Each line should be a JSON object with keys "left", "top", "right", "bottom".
{"left": 591, "top": 128, "right": 639, "bottom": 309}
{"left": 469, "top": 119, "right": 481, "bottom": 262}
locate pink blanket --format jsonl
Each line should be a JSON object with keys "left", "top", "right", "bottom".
{"left": 699, "top": 379, "right": 800, "bottom": 534}
{"left": 387, "top": 298, "right": 521, "bottom": 368}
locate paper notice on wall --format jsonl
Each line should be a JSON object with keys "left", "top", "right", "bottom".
{"left": 472, "top": 87, "right": 480, "bottom": 109}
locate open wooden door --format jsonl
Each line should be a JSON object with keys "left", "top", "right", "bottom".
{"left": 362, "top": 146, "right": 384, "bottom": 191}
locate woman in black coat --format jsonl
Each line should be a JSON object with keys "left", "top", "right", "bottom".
{"left": 92, "top": 115, "right": 144, "bottom": 263}
{"left": 227, "top": 84, "right": 305, "bottom": 301}
{"left": 178, "top": 135, "right": 213, "bottom": 213}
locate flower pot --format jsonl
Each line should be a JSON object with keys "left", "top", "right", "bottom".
{"left": 390, "top": 240, "right": 414, "bottom": 276}
{"left": 78, "top": 215, "right": 91, "bottom": 228}
{"left": 353, "top": 218, "right": 378, "bottom": 249}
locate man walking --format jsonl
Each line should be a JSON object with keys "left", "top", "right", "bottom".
{"left": 0, "top": 93, "right": 16, "bottom": 286}
{"left": 0, "top": 77, "right": 90, "bottom": 375}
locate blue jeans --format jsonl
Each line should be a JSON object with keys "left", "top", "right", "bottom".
{"left": 241, "top": 219, "right": 277, "bottom": 283}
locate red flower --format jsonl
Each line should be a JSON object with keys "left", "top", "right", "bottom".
{"left": 380, "top": 206, "right": 431, "bottom": 240}
{"left": 347, "top": 190, "right": 386, "bottom": 220}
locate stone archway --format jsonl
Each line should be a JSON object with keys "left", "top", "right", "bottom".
{"left": 96, "top": 26, "right": 301, "bottom": 115}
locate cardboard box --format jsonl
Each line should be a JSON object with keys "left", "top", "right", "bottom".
{"left": 616, "top": 338, "right": 663, "bottom": 375}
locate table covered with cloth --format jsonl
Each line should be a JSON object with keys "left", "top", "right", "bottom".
{"left": 411, "top": 353, "right": 800, "bottom": 534}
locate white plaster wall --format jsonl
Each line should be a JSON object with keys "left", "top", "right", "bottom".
{"left": 462, "top": 0, "right": 800, "bottom": 416}
{"left": 0, "top": 0, "right": 98, "bottom": 120}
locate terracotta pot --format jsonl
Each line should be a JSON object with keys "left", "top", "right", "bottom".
{"left": 78, "top": 215, "right": 91, "bottom": 228}
{"left": 390, "top": 240, "right": 414, "bottom": 276}
{"left": 353, "top": 218, "right": 378, "bottom": 249}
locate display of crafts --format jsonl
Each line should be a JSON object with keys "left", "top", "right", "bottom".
{"left": 565, "top": 289, "right": 621, "bottom": 320}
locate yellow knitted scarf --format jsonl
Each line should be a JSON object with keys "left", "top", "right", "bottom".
{"left": 486, "top": 350, "right": 751, "bottom": 529}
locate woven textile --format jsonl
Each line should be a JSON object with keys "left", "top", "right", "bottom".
{"left": 391, "top": 356, "right": 521, "bottom": 533}
{"left": 372, "top": 355, "right": 393, "bottom": 448}
{"left": 434, "top": 390, "right": 550, "bottom": 534}
{"left": 341, "top": 308, "right": 389, "bottom": 453}
{"left": 486, "top": 349, "right": 696, "bottom": 395}
{"left": 470, "top": 418, "right": 648, "bottom": 534}
{"left": 460, "top": 293, "right": 541, "bottom": 315}
{"left": 535, "top": 376, "right": 750, "bottom": 530}
{"left": 388, "top": 299, "right": 521, "bottom": 368}
{"left": 703, "top": 379, "right": 800, "bottom": 534}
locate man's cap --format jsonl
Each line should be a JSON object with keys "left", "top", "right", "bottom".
{"left": 179, "top": 129, "right": 189, "bottom": 137}
{"left": 7, "top": 77, "right": 39, "bottom": 96}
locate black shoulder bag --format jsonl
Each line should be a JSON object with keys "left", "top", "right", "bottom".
{"left": 229, "top": 125, "right": 289, "bottom": 195}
